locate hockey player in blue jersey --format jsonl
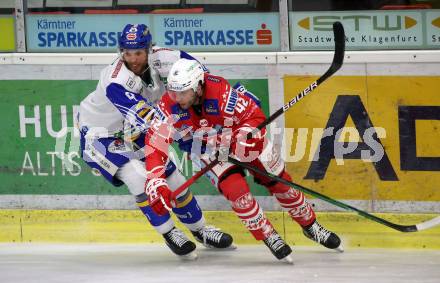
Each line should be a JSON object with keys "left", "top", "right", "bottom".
{"left": 77, "top": 24, "right": 234, "bottom": 259}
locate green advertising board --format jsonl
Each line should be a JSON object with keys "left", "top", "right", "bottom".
{"left": 0, "top": 79, "right": 270, "bottom": 196}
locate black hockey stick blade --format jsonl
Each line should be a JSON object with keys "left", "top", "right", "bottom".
{"left": 227, "top": 157, "right": 440, "bottom": 233}
{"left": 318, "top": 21, "right": 345, "bottom": 84}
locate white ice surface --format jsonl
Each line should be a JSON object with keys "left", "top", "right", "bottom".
{"left": 0, "top": 244, "right": 439, "bottom": 283}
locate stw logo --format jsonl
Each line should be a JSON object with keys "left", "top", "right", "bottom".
{"left": 256, "top": 23, "right": 272, "bottom": 45}
{"left": 298, "top": 15, "right": 418, "bottom": 31}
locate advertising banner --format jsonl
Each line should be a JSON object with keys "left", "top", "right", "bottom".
{"left": 290, "top": 11, "right": 425, "bottom": 50}
{"left": 426, "top": 10, "right": 440, "bottom": 47}
{"left": 0, "top": 79, "right": 270, "bottom": 196}
{"left": 152, "top": 13, "right": 279, "bottom": 51}
{"left": 283, "top": 75, "right": 440, "bottom": 201}
{"left": 26, "top": 13, "right": 279, "bottom": 52}
{"left": 0, "top": 16, "right": 15, "bottom": 52}
{"left": 26, "top": 14, "right": 151, "bottom": 52}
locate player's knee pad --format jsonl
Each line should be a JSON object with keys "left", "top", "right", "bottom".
{"left": 265, "top": 170, "right": 294, "bottom": 195}
{"left": 265, "top": 169, "right": 303, "bottom": 205}
{"left": 218, "top": 172, "right": 250, "bottom": 202}
{"left": 253, "top": 167, "right": 292, "bottom": 194}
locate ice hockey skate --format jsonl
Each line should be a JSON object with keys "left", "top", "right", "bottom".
{"left": 263, "top": 230, "right": 293, "bottom": 264}
{"left": 303, "top": 220, "right": 344, "bottom": 252}
{"left": 191, "top": 226, "right": 236, "bottom": 250}
{"left": 163, "top": 227, "right": 198, "bottom": 260}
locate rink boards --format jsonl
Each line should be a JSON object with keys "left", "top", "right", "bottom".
{"left": 1, "top": 210, "right": 440, "bottom": 249}
{"left": 0, "top": 52, "right": 439, "bottom": 213}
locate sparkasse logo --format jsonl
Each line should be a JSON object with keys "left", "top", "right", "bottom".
{"left": 256, "top": 23, "right": 272, "bottom": 45}
{"left": 163, "top": 19, "right": 272, "bottom": 47}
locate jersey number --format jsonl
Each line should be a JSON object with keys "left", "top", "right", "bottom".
{"left": 236, "top": 97, "right": 249, "bottom": 114}
{"left": 125, "top": 91, "right": 138, "bottom": 101}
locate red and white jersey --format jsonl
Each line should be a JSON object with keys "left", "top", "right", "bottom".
{"left": 145, "top": 73, "right": 265, "bottom": 177}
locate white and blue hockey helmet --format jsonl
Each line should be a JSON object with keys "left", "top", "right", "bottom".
{"left": 167, "top": 59, "right": 205, "bottom": 93}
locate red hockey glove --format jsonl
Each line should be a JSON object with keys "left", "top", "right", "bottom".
{"left": 231, "top": 127, "right": 265, "bottom": 161}
{"left": 145, "top": 178, "right": 173, "bottom": 216}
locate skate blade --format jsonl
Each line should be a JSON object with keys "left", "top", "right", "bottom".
{"left": 202, "top": 244, "right": 237, "bottom": 250}
{"left": 281, "top": 255, "right": 294, "bottom": 265}
{"left": 227, "top": 244, "right": 237, "bottom": 250}
{"left": 178, "top": 251, "right": 198, "bottom": 260}
{"left": 334, "top": 244, "right": 344, "bottom": 253}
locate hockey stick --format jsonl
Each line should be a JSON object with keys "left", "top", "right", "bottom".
{"left": 171, "top": 21, "right": 345, "bottom": 199}
{"left": 227, "top": 156, "right": 440, "bottom": 233}
{"left": 255, "top": 21, "right": 345, "bottom": 133}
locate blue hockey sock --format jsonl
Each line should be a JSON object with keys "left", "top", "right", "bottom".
{"left": 136, "top": 193, "right": 174, "bottom": 234}
{"left": 172, "top": 191, "right": 205, "bottom": 231}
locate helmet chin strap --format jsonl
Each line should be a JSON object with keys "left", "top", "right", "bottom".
{"left": 124, "top": 61, "right": 150, "bottom": 77}
{"left": 140, "top": 46, "right": 152, "bottom": 76}
{"left": 139, "top": 64, "right": 150, "bottom": 76}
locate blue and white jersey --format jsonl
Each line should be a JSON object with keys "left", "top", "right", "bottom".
{"left": 78, "top": 46, "right": 203, "bottom": 139}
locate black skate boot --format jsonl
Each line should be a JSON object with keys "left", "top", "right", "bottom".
{"left": 303, "top": 220, "right": 343, "bottom": 252}
{"left": 191, "top": 226, "right": 235, "bottom": 249}
{"left": 263, "top": 230, "right": 293, "bottom": 264}
{"left": 163, "top": 227, "right": 197, "bottom": 260}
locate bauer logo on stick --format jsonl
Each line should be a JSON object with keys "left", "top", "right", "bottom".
{"left": 283, "top": 81, "right": 318, "bottom": 111}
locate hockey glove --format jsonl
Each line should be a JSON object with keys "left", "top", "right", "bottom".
{"left": 231, "top": 127, "right": 265, "bottom": 161}
{"left": 145, "top": 178, "right": 173, "bottom": 216}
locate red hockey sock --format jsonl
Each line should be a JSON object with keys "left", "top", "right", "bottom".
{"left": 267, "top": 171, "right": 316, "bottom": 227}
{"left": 219, "top": 173, "right": 274, "bottom": 240}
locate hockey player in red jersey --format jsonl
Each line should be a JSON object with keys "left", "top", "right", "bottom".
{"left": 78, "top": 25, "right": 234, "bottom": 259}
{"left": 144, "top": 58, "right": 343, "bottom": 263}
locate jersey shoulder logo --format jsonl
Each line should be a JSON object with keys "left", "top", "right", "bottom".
{"left": 204, "top": 99, "right": 220, "bottom": 115}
